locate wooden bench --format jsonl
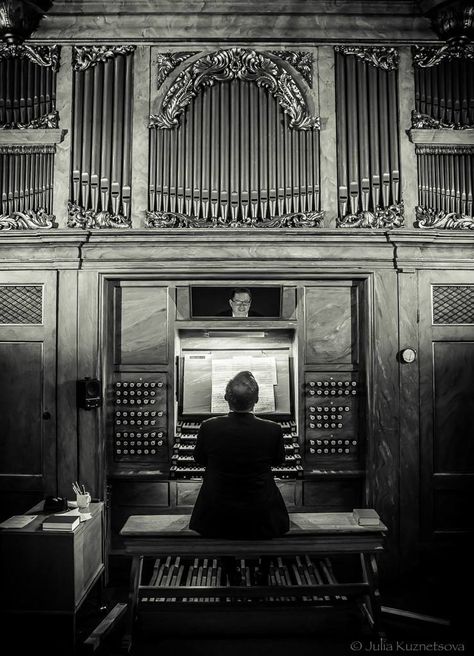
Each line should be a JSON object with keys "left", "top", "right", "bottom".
{"left": 120, "top": 512, "right": 387, "bottom": 652}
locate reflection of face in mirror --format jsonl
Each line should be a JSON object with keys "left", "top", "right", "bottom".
{"left": 229, "top": 288, "right": 252, "bottom": 318}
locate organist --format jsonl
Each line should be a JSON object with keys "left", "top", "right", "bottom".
{"left": 189, "top": 370, "right": 289, "bottom": 584}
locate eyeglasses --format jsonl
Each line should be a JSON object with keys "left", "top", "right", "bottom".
{"left": 231, "top": 301, "right": 251, "bottom": 306}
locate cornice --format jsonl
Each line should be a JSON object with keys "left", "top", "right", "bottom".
{"left": 2, "top": 230, "right": 474, "bottom": 270}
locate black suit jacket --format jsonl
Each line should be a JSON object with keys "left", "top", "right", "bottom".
{"left": 189, "top": 412, "right": 290, "bottom": 539}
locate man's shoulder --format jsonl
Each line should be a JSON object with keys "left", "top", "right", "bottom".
{"left": 201, "top": 415, "right": 229, "bottom": 429}
{"left": 253, "top": 416, "right": 282, "bottom": 434}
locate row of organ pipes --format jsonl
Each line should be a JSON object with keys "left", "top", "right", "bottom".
{"left": 335, "top": 52, "right": 400, "bottom": 218}
{"left": 418, "top": 151, "right": 473, "bottom": 215}
{"left": 414, "top": 57, "right": 474, "bottom": 125}
{"left": 149, "top": 80, "right": 320, "bottom": 221}
{"left": 71, "top": 53, "right": 133, "bottom": 218}
{"left": 1, "top": 47, "right": 473, "bottom": 221}
{"left": 0, "top": 57, "right": 56, "bottom": 126}
{"left": 0, "top": 150, "right": 54, "bottom": 215}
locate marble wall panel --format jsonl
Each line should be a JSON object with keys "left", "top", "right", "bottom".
{"left": 305, "top": 285, "right": 358, "bottom": 365}
{"left": 115, "top": 285, "right": 169, "bottom": 365}
{"left": 369, "top": 269, "right": 400, "bottom": 565}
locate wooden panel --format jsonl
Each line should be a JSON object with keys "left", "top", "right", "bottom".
{"left": 303, "top": 480, "right": 361, "bottom": 510}
{"left": 114, "top": 285, "right": 168, "bottom": 365}
{"left": 275, "top": 480, "right": 296, "bottom": 506}
{"left": 433, "top": 489, "right": 474, "bottom": 532}
{"left": 305, "top": 285, "right": 358, "bottom": 365}
{"left": 113, "top": 480, "right": 169, "bottom": 507}
{"left": 397, "top": 271, "right": 421, "bottom": 569}
{"left": 369, "top": 271, "right": 399, "bottom": 557}
{"left": 0, "top": 342, "right": 43, "bottom": 475}
{"left": 57, "top": 270, "right": 79, "bottom": 497}
{"left": 433, "top": 342, "right": 474, "bottom": 473}
{"left": 0, "top": 271, "right": 57, "bottom": 517}
{"left": 0, "top": 503, "right": 103, "bottom": 612}
{"left": 176, "top": 481, "right": 202, "bottom": 506}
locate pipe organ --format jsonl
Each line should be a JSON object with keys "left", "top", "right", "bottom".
{"left": 411, "top": 46, "right": 474, "bottom": 228}
{"left": 147, "top": 48, "right": 321, "bottom": 228}
{"left": 149, "top": 80, "right": 320, "bottom": 225}
{"left": 0, "top": 44, "right": 59, "bottom": 128}
{"left": 335, "top": 47, "right": 402, "bottom": 228}
{"left": 1, "top": 0, "right": 474, "bottom": 590}
{"left": 68, "top": 46, "right": 135, "bottom": 228}
{"left": 413, "top": 49, "right": 474, "bottom": 128}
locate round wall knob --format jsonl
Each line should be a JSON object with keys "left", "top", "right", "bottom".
{"left": 400, "top": 347, "right": 417, "bottom": 364}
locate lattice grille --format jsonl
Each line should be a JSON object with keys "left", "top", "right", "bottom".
{"left": 0, "top": 286, "right": 43, "bottom": 324}
{"left": 432, "top": 285, "right": 474, "bottom": 324}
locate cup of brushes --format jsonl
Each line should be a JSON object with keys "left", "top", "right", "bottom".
{"left": 73, "top": 482, "right": 91, "bottom": 509}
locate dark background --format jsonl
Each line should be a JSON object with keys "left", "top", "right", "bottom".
{"left": 191, "top": 286, "right": 282, "bottom": 317}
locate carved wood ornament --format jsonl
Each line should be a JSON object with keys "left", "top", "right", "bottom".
{"left": 150, "top": 47, "right": 319, "bottom": 131}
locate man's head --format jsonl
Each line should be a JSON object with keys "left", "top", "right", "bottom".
{"left": 224, "top": 371, "right": 259, "bottom": 412}
{"left": 229, "top": 288, "right": 252, "bottom": 317}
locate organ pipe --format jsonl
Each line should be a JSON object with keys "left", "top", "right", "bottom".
{"left": 412, "top": 52, "right": 474, "bottom": 128}
{"left": 149, "top": 79, "right": 321, "bottom": 225}
{"left": 335, "top": 47, "right": 402, "bottom": 228}
{"left": 148, "top": 48, "right": 321, "bottom": 227}
{"left": 68, "top": 46, "right": 135, "bottom": 227}
{"left": 416, "top": 147, "right": 474, "bottom": 221}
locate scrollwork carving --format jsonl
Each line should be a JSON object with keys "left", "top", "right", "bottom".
{"left": 268, "top": 51, "right": 313, "bottom": 87}
{"left": 67, "top": 202, "right": 131, "bottom": 229}
{"left": 0, "top": 144, "right": 55, "bottom": 154}
{"left": 145, "top": 210, "right": 324, "bottom": 229}
{"left": 415, "top": 206, "right": 474, "bottom": 230}
{"left": 415, "top": 145, "right": 474, "bottom": 156}
{"left": 72, "top": 45, "right": 136, "bottom": 72}
{"left": 156, "top": 51, "right": 199, "bottom": 89}
{"left": 149, "top": 48, "right": 319, "bottom": 131}
{"left": 337, "top": 202, "right": 404, "bottom": 229}
{"left": 1, "top": 110, "right": 59, "bottom": 129}
{"left": 0, "top": 43, "right": 60, "bottom": 70}
{"left": 334, "top": 46, "right": 399, "bottom": 71}
{"left": 0, "top": 208, "right": 57, "bottom": 230}
{"left": 413, "top": 43, "right": 474, "bottom": 68}
{"left": 410, "top": 110, "right": 471, "bottom": 130}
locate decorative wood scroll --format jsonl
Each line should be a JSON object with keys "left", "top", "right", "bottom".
{"left": 150, "top": 48, "right": 319, "bottom": 131}
{"left": 0, "top": 208, "right": 56, "bottom": 230}
{"left": 336, "top": 202, "right": 404, "bottom": 229}
{"left": 334, "top": 46, "right": 399, "bottom": 71}
{"left": 145, "top": 210, "right": 324, "bottom": 229}
{"left": 335, "top": 48, "right": 402, "bottom": 227}
{"left": 67, "top": 201, "right": 130, "bottom": 229}
{"left": 413, "top": 44, "right": 474, "bottom": 68}
{"left": 269, "top": 51, "right": 313, "bottom": 87}
{"left": 0, "top": 44, "right": 60, "bottom": 70}
{"left": 156, "top": 52, "right": 199, "bottom": 89}
{"left": 415, "top": 206, "right": 474, "bottom": 229}
{"left": 69, "top": 46, "right": 134, "bottom": 227}
{"left": 72, "top": 45, "right": 136, "bottom": 71}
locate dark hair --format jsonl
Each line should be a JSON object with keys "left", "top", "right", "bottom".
{"left": 231, "top": 287, "right": 252, "bottom": 301}
{"left": 224, "top": 371, "right": 259, "bottom": 411}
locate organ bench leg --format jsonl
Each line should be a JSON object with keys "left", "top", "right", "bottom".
{"left": 121, "top": 555, "right": 143, "bottom": 654}
{"left": 360, "top": 552, "right": 385, "bottom": 637}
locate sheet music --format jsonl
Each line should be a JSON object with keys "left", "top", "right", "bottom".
{"left": 211, "top": 356, "right": 277, "bottom": 413}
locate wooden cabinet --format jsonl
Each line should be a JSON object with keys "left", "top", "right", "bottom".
{"left": 0, "top": 502, "right": 104, "bottom": 614}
